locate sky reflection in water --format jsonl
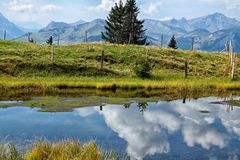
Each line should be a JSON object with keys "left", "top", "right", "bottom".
{"left": 0, "top": 97, "right": 240, "bottom": 160}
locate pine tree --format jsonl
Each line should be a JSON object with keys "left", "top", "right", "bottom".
{"left": 102, "top": 1, "right": 125, "bottom": 44}
{"left": 168, "top": 35, "right": 177, "bottom": 49}
{"left": 123, "top": 0, "right": 147, "bottom": 45}
{"left": 102, "top": 0, "right": 147, "bottom": 45}
{"left": 46, "top": 36, "right": 53, "bottom": 45}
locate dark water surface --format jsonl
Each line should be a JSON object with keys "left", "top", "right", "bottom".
{"left": 0, "top": 97, "right": 240, "bottom": 160}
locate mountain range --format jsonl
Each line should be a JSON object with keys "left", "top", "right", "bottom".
{"left": 0, "top": 12, "right": 25, "bottom": 39}
{"left": 0, "top": 12, "right": 239, "bottom": 52}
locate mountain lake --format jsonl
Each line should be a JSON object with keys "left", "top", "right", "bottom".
{"left": 0, "top": 96, "right": 240, "bottom": 160}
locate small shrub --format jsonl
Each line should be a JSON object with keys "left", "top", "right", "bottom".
{"left": 46, "top": 36, "right": 53, "bottom": 45}
{"left": 86, "top": 47, "right": 95, "bottom": 52}
{"left": 134, "top": 57, "right": 154, "bottom": 78}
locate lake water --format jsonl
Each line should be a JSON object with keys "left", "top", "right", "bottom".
{"left": 0, "top": 96, "right": 240, "bottom": 160}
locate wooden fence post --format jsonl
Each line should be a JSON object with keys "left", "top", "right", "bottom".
{"left": 225, "top": 42, "right": 229, "bottom": 54}
{"left": 227, "top": 40, "right": 236, "bottom": 80}
{"left": 101, "top": 50, "right": 104, "bottom": 70}
{"left": 191, "top": 37, "right": 194, "bottom": 50}
{"left": 28, "top": 32, "right": 31, "bottom": 42}
{"left": 85, "top": 31, "right": 88, "bottom": 43}
{"left": 229, "top": 40, "right": 232, "bottom": 64}
{"left": 184, "top": 61, "right": 188, "bottom": 79}
{"left": 57, "top": 35, "right": 60, "bottom": 46}
{"left": 3, "top": 30, "right": 6, "bottom": 40}
{"left": 231, "top": 52, "right": 235, "bottom": 80}
{"left": 160, "top": 34, "right": 163, "bottom": 48}
{"left": 51, "top": 45, "right": 55, "bottom": 64}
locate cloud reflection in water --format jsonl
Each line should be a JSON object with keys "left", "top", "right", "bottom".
{"left": 75, "top": 97, "right": 240, "bottom": 160}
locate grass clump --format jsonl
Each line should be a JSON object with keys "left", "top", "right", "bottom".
{"left": 0, "top": 140, "right": 117, "bottom": 160}
{"left": 0, "top": 143, "right": 21, "bottom": 160}
{"left": 25, "top": 140, "right": 100, "bottom": 160}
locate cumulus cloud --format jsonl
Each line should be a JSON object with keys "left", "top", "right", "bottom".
{"left": 182, "top": 121, "right": 226, "bottom": 149}
{"left": 225, "top": 0, "right": 240, "bottom": 10}
{"left": 99, "top": 105, "right": 170, "bottom": 160}
{"left": 5, "top": 0, "right": 64, "bottom": 24}
{"left": 96, "top": 100, "right": 226, "bottom": 159}
{"left": 8, "top": 0, "right": 33, "bottom": 12}
{"left": 144, "top": 106, "right": 181, "bottom": 133}
{"left": 40, "top": 4, "right": 62, "bottom": 13}
{"left": 145, "top": 2, "right": 162, "bottom": 14}
{"left": 74, "top": 107, "right": 98, "bottom": 117}
{"left": 145, "top": 100, "right": 227, "bottom": 150}
{"left": 89, "top": 0, "right": 126, "bottom": 12}
{"left": 201, "top": 0, "right": 240, "bottom": 10}
{"left": 73, "top": 96, "right": 240, "bottom": 159}
{"left": 159, "top": 17, "right": 173, "bottom": 21}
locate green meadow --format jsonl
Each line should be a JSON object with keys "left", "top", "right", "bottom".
{"left": 0, "top": 40, "right": 240, "bottom": 95}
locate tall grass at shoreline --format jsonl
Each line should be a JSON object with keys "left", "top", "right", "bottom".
{"left": 0, "top": 140, "right": 119, "bottom": 160}
{"left": 1, "top": 76, "right": 240, "bottom": 91}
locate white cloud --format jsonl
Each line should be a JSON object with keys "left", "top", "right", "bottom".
{"left": 225, "top": 0, "right": 240, "bottom": 10}
{"left": 182, "top": 121, "right": 226, "bottom": 149}
{"left": 74, "top": 107, "right": 98, "bottom": 117}
{"left": 145, "top": 2, "right": 162, "bottom": 14}
{"left": 9, "top": 0, "right": 33, "bottom": 12}
{"left": 71, "top": 96, "right": 240, "bottom": 159}
{"left": 201, "top": 0, "right": 240, "bottom": 10}
{"left": 99, "top": 104, "right": 170, "bottom": 160}
{"left": 40, "top": 4, "right": 62, "bottom": 13}
{"left": 159, "top": 17, "right": 172, "bottom": 21}
{"left": 89, "top": 0, "right": 127, "bottom": 12}
{"left": 144, "top": 109, "right": 181, "bottom": 133}
{"left": 94, "top": 0, "right": 114, "bottom": 11}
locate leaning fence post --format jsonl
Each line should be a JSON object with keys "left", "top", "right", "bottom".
{"left": 227, "top": 39, "right": 236, "bottom": 80}
{"left": 101, "top": 50, "right": 105, "bottom": 70}
{"left": 51, "top": 45, "right": 55, "bottom": 64}
{"left": 184, "top": 61, "right": 188, "bottom": 79}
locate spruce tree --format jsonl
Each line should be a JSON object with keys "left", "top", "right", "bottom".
{"left": 102, "top": 1, "right": 125, "bottom": 44}
{"left": 168, "top": 35, "right": 177, "bottom": 49}
{"left": 46, "top": 36, "right": 53, "bottom": 45}
{"left": 102, "top": 0, "right": 147, "bottom": 45}
{"left": 123, "top": 0, "right": 147, "bottom": 45}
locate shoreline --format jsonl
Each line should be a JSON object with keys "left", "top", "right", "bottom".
{"left": 1, "top": 76, "right": 240, "bottom": 91}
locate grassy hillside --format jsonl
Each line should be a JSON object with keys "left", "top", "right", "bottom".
{"left": 0, "top": 40, "right": 240, "bottom": 93}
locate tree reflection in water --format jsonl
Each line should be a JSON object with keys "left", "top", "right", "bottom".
{"left": 138, "top": 102, "right": 148, "bottom": 114}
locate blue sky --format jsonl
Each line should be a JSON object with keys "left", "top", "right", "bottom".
{"left": 0, "top": 0, "right": 240, "bottom": 29}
